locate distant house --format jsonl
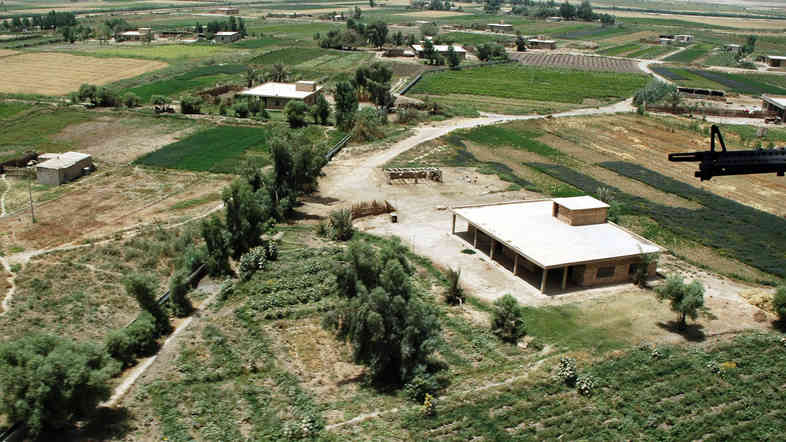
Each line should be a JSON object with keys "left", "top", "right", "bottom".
{"left": 659, "top": 37, "right": 674, "bottom": 45}
{"left": 764, "top": 55, "right": 786, "bottom": 67}
{"left": 724, "top": 44, "right": 742, "bottom": 54}
{"left": 528, "top": 39, "right": 556, "bottom": 50}
{"left": 215, "top": 31, "right": 241, "bottom": 43}
{"left": 36, "top": 152, "right": 93, "bottom": 186}
{"left": 383, "top": 47, "right": 414, "bottom": 57}
{"left": 762, "top": 95, "right": 786, "bottom": 120}
{"left": 213, "top": 7, "right": 239, "bottom": 15}
{"left": 411, "top": 44, "right": 467, "bottom": 59}
{"left": 546, "top": 16, "right": 562, "bottom": 22}
{"left": 332, "top": 14, "right": 346, "bottom": 21}
{"left": 674, "top": 34, "right": 693, "bottom": 43}
{"left": 488, "top": 23, "right": 514, "bottom": 33}
{"left": 117, "top": 28, "right": 153, "bottom": 42}
{"left": 238, "top": 81, "right": 323, "bottom": 109}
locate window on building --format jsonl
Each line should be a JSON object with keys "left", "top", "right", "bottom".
{"left": 596, "top": 266, "right": 615, "bottom": 278}
{"left": 628, "top": 263, "right": 640, "bottom": 275}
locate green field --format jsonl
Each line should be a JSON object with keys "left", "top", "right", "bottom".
{"left": 406, "top": 333, "right": 786, "bottom": 440}
{"left": 126, "top": 64, "right": 247, "bottom": 101}
{"left": 250, "top": 47, "right": 333, "bottom": 66}
{"left": 438, "top": 31, "right": 514, "bottom": 46}
{"left": 409, "top": 65, "right": 649, "bottom": 104}
{"left": 0, "top": 107, "right": 94, "bottom": 162}
{"left": 231, "top": 37, "right": 287, "bottom": 49}
{"left": 135, "top": 126, "right": 271, "bottom": 173}
{"left": 84, "top": 44, "right": 232, "bottom": 60}
{"left": 0, "top": 101, "right": 29, "bottom": 119}
{"left": 597, "top": 42, "right": 642, "bottom": 56}
{"left": 652, "top": 66, "right": 786, "bottom": 95}
{"left": 626, "top": 44, "right": 675, "bottom": 59}
{"left": 662, "top": 43, "right": 712, "bottom": 63}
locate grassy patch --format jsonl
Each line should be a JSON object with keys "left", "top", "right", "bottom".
{"left": 0, "top": 101, "right": 29, "bottom": 119}
{"left": 662, "top": 43, "right": 712, "bottom": 63}
{"left": 0, "top": 107, "right": 94, "bottom": 162}
{"left": 231, "top": 37, "right": 286, "bottom": 49}
{"left": 405, "top": 333, "right": 786, "bottom": 440}
{"left": 459, "top": 125, "right": 563, "bottom": 159}
{"left": 556, "top": 25, "right": 631, "bottom": 40}
{"left": 626, "top": 45, "right": 675, "bottom": 59}
{"left": 439, "top": 31, "right": 514, "bottom": 46}
{"left": 530, "top": 161, "right": 786, "bottom": 280}
{"left": 597, "top": 42, "right": 641, "bottom": 56}
{"left": 651, "top": 66, "right": 786, "bottom": 95}
{"left": 250, "top": 47, "right": 331, "bottom": 66}
{"left": 135, "top": 126, "right": 271, "bottom": 173}
{"left": 126, "top": 64, "right": 246, "bottom": 101}
{"left": 409, "top": 65, "right": 648, "bottom": 104}
{"left": 86, "top": 44, "right": 231, "bottom": 60}
{"left": 168, "top": 192, "right": 222, "bottom": 211}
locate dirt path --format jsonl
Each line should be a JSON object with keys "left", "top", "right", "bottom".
{"left": 0, "top": 256, "right": 15, "bottom": 316}
{"left": 655, "top": 46, "right": 685, "bottom": 61}
{"left": 0, "top": 174, "right": 7, "bottom": 217}
{"left": 640, "top": 60, "right": 671, "bottom": 84}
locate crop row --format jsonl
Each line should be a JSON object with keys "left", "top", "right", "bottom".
{"left": 515, "top": 53, "right": 641, "bottom": 73}
{"left": 528, "top": 161, "right": 786, "bottom": 279}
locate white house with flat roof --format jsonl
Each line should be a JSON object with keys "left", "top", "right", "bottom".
{"left": 36, "top": 152, "right": 93, "bottom": 186}
{"left": 215, "top": 31, "right": 241, "bottom": 43}
{"left": 238, "top": 81, "right": 322, "bottom": 109}
{"left": 411, "top": 44, "right": 466, "bottom": 59}
{"left": 451, "top": 197, "right": 662, "bottom": 293}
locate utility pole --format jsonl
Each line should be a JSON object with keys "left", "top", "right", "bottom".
{"left": 26, "top": 162, "right": 35, "bottom": 224}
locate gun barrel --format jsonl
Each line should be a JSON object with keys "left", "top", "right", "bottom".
{"left": 668, "top": 152, "right": 705, "bottom": 162}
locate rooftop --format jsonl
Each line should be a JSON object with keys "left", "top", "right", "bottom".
{"left": 216, "top": 31, "right": 239, "bottom": 36}
{"left": 766, "top": 55, "right": 786, "bottom": 60}
{"left": 453, "top": 199, "right": 662, "bottom": 269}
{"left": 37, "top": 152, "right": 91, "bottom": 170}
{"left": 528, "top": 39, "right": 556, "bottom": 43}
{"left": 488, "top": 23, "right": 513, "bottom": 27}
{"left": 763, "top": 94, "right": 786, "bottom": 108}
{"left": 411, "top": 44, "right": 466, "bottom": 53}
{"left": 553, "top": 195, "right": 609, "bottom": 210}
{"left": 239, "top": 82, "right": 321, "bottom": 99}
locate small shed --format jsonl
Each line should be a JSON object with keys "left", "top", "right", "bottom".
{"left": 215, "top": 31, "right": 241, "bottom": 43}
{"left": 528, "top": 39, "right": 556, "bottom": 50}
{"left": 488, "top": 23, "right": 514, "bottom": 33}
{"left": 762, "top": 95, "right": 786, "bottom": 120}
{"left": 213, "top": 7, "right": 239, "bottom": 15}
{"left": 674, "top": 34, "right": 693, "bottom": 43}
{"left": 411, "top": 44, "right": 467, "bottom": 59}
{"left": 764, "top": 55, "right": 786, "bottom": 67}
{"left": 724, "top": 44, "right": 742, "bottom": 54}
{"left": 36, "top": 152, "right": 93, "bottom": 186}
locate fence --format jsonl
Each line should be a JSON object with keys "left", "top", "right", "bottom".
{"left": 645, "top": 104, "right": 767, "bottom": 119}
{"left": 325, "top": 134, "right": 352, "bottom": 161}
{"left": 398, "top": 59, "right": 517, "bottom": 96}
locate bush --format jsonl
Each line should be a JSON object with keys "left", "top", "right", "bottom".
{"left": 491, "top": 294, "right": 526, "bottom": 343}
{"left": 78, "top": 83, "right": 97, "bottom": 103}
{"left": 238, "top": 246, "right": 268, "bottom": 281}
{"left": 234, "top": 102, "right": 249, "bottom": 118}
{"left": 96, "top": 87, "right": 120, "bottom": 107}
{"left": 774, "top": 286, "right": 786, "bottom": 322}
{"left": 556, "top": 357, "right": 577, "bottom": 386}
{"left": 576, "top": 375, "right": 595, "bottom": 396}
{"left": 248, "top": 98, "right": 261, "bottom": 116}
{"left": 0, "top": 334, "right": 120, "bottom": 437}
{"left": 285, "top": 100, "right": 308, "bottom": 128}
{"left": 352, "top": 107, "right": 385, "bottom": 142}
{"left": 445, "top": 267, "right": 465, "bottom": 305}
{"left": 404, "top": 371, "right": 448, "bottom": 402}
{"left": 396, "top": 107, "right": 421, "bottom": 125}
{"left": 169, "top": 270, "right": 193, "bottom": 317}
{"left": 123, "top": 92, "right": 140, "bottom": 108}
{"left": 633, "top": 79, "right": 676, "bottom": 106}
{"left": 180, "top": 95, "right": 203, "bottom": 114}
{"left": 326, "top": 208, "right": 353, "bottom": 241}
{"left": 125, "top": 273, "right": 171, "bottom": 334}
{"left": 105, "top": 311, "right": 159, "bottom": 367}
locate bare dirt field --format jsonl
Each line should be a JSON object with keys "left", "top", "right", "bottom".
{"left": 399, "top": 10, "right": 472, "bottom": 18}
{"left": 0, "top": 53, "right": 167, "bottom": 96}
{"left": 52, "top": 114, "right": 197, "bottom": 164}
{"left": 611, "top": 10, "right": 786, "bottom": 29}
{"left": 0, "top": 165, "right": 230, "bottom": 251}
{"left": 0, "top": 49, "right": 17, "bottom": 58}
{"left": 513, "top": 52, "right": 642, "bottom": 73}
{"left": 599, "top": 30, "right": 657, "bottom": 45}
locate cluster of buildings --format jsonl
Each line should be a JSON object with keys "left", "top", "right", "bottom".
{"left": 116, "top": 28, "right": 241, "bottom": 43}
{"left": 658, "top": 34, "right": 693, "bottom": 45}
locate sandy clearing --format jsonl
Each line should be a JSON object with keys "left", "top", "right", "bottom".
{"left": 0, "top": 49, "right": 17, "bottom": 58}
{"left": 399, "top": 10, "right": 472, "bottom": 18}
{"left": 0, "top": 53, "right": 167, "bottom": 96}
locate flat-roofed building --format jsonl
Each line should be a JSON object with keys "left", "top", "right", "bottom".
{"left": 488, "top": 23, "right": 514, "bottom": 33}
{"left": 528, "top": 38, "right": 556, "bottom": 49}
{"left": 762, "top": 94, "right": 786, "bottom": 120}
{"left": 451, "top": 197, "right": 662, "bottom": 293}
{"left": 239, "top": 81, "right": 323, "bottom": 109}
{"left": 36, "top": 152, "right": 93, "bottom": 186}
{"left": 764, "top": 55, "right": 786, "bottom": 67}
{"left": 215, "top": 31, "right": 241, "bottom": 43}
{"left": 411, "top": 44, "right": 467, "bottom": 59}
{"left": 675, "top": 34, "right": 693, "bottom": 43}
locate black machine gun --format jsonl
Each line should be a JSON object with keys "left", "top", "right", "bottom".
{"left": 668, "top": 125, "right": 786, "bottom": 181}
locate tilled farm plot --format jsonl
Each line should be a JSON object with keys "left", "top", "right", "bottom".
{"left": 514, "top": 53, "right": 642, "bottom": 73}
{"left": 0, "top": 52, "right": 167, "bottom": 95}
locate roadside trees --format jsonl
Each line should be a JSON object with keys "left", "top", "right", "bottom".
{"left": 335, "top": 81, "right": 359, "bottom": 131}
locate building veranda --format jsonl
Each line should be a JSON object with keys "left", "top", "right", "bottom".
{"left": 451, "top": 197, "right": 662, "bottom": 293}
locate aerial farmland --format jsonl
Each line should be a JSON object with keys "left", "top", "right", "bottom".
{"left": 0, "top": 0, "right": 785, "bottom": 440}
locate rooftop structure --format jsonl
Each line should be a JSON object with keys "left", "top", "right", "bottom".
{"left": 239, "top": 81, "right": 322, "bottom": 109}
{"left": 764, "top": 55, "right": 786, "bottom": 67}
{"left": 451, "top": 197, "right": 662, "bottom": 292}
{"left": 488, "top": 23, "right": 514, "bottom": 33}
{"left": 36, "top": 152, "right": 93, "bottom": 186}
{"left": 411, "top": 44, "right": 467, "bottom": 60}
{"left": 762, "top": 94, "right": 786, "bottom": 120}
{"left": 215, "top": 31, "right": 241, "bottom": 43}
{"left": 528, "top": 39, "right": 556, "bottom": 49}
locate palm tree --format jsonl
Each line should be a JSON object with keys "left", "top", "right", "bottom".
{"left": 268, "top": 63, "right": 289, "bottom": 83}
{"left": 245, "top": 66, "right": 259, "bottom": 88}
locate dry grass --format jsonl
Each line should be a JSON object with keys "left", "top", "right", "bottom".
{"left": 600, "top": 30, "right": 657, "bottom": 45}
{"left": 399, "top": 10, "right": 472, "bottom": 18}
{"left": 0, "top": 49, "right": 17, "bottom": 58}
{"left": 611, "top": 10, "right": 786, "bottom": 29}
{"left": 0, "top": 53, "right": 167, "bottom": 96}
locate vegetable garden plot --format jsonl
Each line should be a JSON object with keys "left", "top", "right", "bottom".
{"left": 514, "top": 53, "right": 642, "bottom": 73}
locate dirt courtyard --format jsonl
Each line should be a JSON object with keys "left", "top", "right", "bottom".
{"left": 0, "top": 53, "right": 167, "bottom": 96}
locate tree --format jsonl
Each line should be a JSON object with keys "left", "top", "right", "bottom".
{"left": 446, "top": 45, "right": 461, "bottom": 69}
{"left": 392, "top": 30, "right": 404, "bottom": 46}
{"left": 655, "top": 275, "right": 707, "bottom": 330}
{"left": 577, "top": 0, "right": 593, "bottom": 21}
{"left": 169, "top": 270, "right": 193, "bottom": 317}
{"left": 743, "top": 35, "right": 757, "bottom": 56}
{"left": 201, "top": 216, "right": 231, "bottom": 276}
{"left": 353, "top": 5, "right": 362, "bottom": 19}
{"left": 667, "top": 88, "right": 681, "bottom": 111}
{"left": 223, "top": 179, "right": 267, "bottom": 259}
{"left": 484, "top": 0, "right": 501, "bottom": 14}
{"left": 180, "top": 95, "right": 203, "bottom": 114}
{"left": 773, "top": 286, "right": 786, "bottom": 322}
{"left": 126, "top": 274, "right": 171, "bottom": 334}
{"left": 335, "top": 81, "right": 359, "bottom": 131}
{"left": 367, "top": 21, "right": 388, "bottom": 48}
{"left": 285, "top": 100, "right": 308, "bottom": 128}
{"left": 245, "top": 66, "right": 259, "bottom": 88}
{"left": 324, "top": 240, "right": 442, "bottom": 384}
{"left": 559, "top": 0, "right": 576, "bottom": 19}
{"left": 313, "top": 93, "right": 331, "bottom": 125}
{"left": 422, "top": 39, "right": 437, "bottom": 64}
{"left": 491, "top": 294, "right": 526, "bottom": 343}
{"left": 516, "top": 34, "right": 527, "bottom": 51}
{"left": 61, "top": 25, "right": 76, "bottom": 44}
{"left": 123, "top": 92, "right": 140, "bottom": 108}
{"left": 151, "top": 95, "right": 172, "bottom": 113}
{"left": 268, "top": 63, "right": 289, "bottom": 82}
{"left": 0, "top": 335, "right": 120, "bottom": 437}
{"left": 369, "top": 0, "right": 375, "bottom": 7}
{"left": 327, "top": 208, "right": 354, "bottom": 241}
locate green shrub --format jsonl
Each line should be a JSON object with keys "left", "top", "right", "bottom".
{"left": 234, "top": 102, "right": 249, "bottom": 118}
{"left": 123, "top": 92, "right": 141, "bottom": 108}
{"left": 327, "top": 208, "right": 353, "bottom": 241}
{"left": 445, "top": 268, "right": 465, "bottom": 305}
{"left": 404, "top": 371, "right": 448, "bottom": 402}
{"left": 105, "top": 311, "right": 159, "bottom": 367}
{"left": 633, "top": 79, "right": 676, "bottom": 106}
{"left": 285, "top": 100, "right": 308, "bottom": 128}
{"left": 351, "top": 107, "right": 385, "bottom": 142}
{"left": 491, "top": 294, "right": 526, "bottom": 343}
{"left": 556, "top": 356, "right": 577, "bottom": 386}
{"left": 774, "top": 286, "right": 786, "bottom": 322}
{"left": 180, "top": 95, "right": 203, "bottom": 114}
{"left": 169, "top": 270, "right": 193, "bottom": 317}
{"left": 576, "top": 375, "right": 595, "bottom": 396}
{"left": 238, "top": 246, "right": 268, "bottom": 281}
{"left": 656, "top": 274, "right": 707, "bottom": 330}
